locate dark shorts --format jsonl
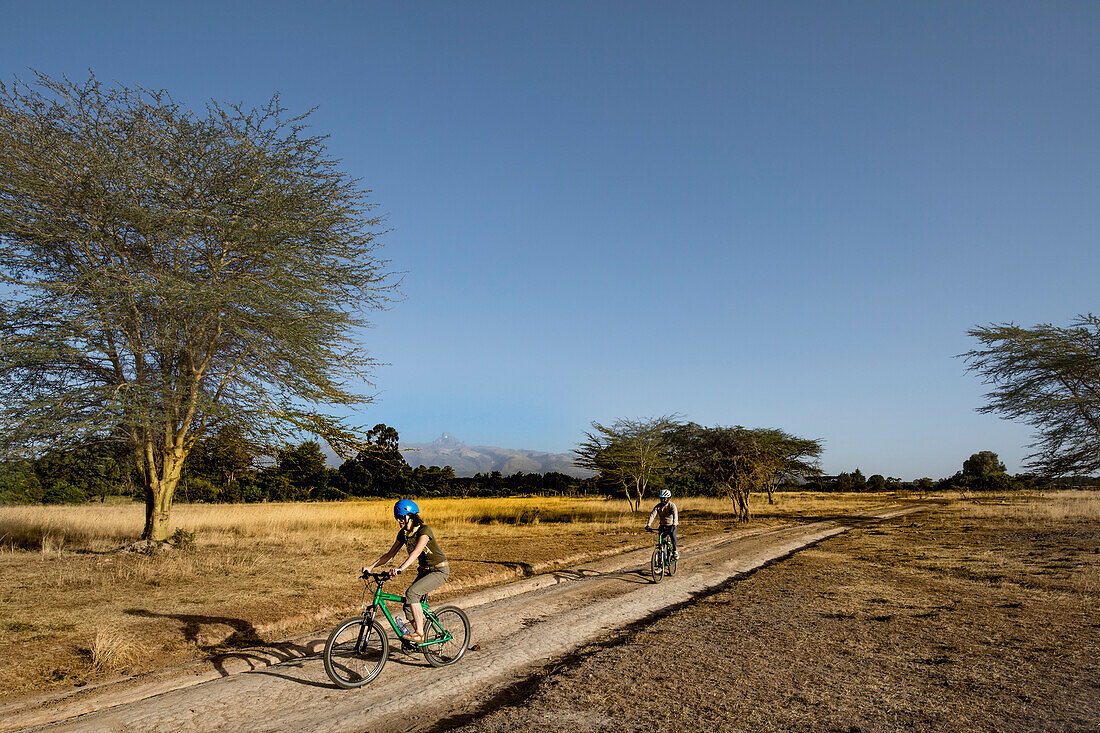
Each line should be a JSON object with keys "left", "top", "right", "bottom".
{"left": 405, "top": 566, "right": 449, "bottom": 606}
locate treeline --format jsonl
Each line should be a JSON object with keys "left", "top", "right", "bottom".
{"left": 0, "top": 426, "right": 1062, "bottom": 506}
{"left": 0, "top": 425, "right": 596, "bottom": 504}
{"left": 799, "top": 451, "right": 1054, "bottom": 492}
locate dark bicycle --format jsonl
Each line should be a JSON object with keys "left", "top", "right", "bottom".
{"left": 647, "top": 527, "right": 678, "bottom": 582}
{"left": 323, "top": 571, "right": 471, "bottom": 688}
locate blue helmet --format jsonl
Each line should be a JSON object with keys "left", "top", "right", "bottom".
{"left": 394, "top": 499, "right": 420, "bottom": 518}
{"left": 659, "top": 489, "right": 672, "bottom": 499}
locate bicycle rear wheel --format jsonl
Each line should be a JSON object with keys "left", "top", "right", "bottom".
{"left": 324, "top": 617, "right": 389, "bottom": 688}
{"left": 422, "top": 606, "right": 471, "bottom": 667}
{"left": 667, "top": 548, "right": 678, "bottom": 576}
{"left": 650, "top": 546, "right": 665, "bottom": 582}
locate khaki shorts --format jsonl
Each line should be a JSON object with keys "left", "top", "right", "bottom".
{"left": 405, "top": 565, "right": 449, "bottom": 606}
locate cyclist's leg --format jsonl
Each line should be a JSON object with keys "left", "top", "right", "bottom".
{"left": 405, "top": 567, "right": 450, "bottom": 637}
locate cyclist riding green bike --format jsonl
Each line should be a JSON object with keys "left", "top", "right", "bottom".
{"left": 644, "top": 489, "right": 679, "bottom": 559}
{"left": 362, "top": 499, "right": 449, "bottom": 643}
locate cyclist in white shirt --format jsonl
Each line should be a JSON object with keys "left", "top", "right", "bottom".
{"left": 645, "top": 489, "right": 679, "bottom": 559}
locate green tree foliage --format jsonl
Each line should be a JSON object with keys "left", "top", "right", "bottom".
{"left": 339, "top": 424, "right": 417, "bottom": 497}
{"left": 753, "top": 428, "right": 824, "bottom": 503}
{"left": 574, "top": 416, "right": 679, "bottom": 512}
{"left": 963, "top": 450, "right": 1007, "bottom": 479}
{"left": 278, "top": 440, "right": 328, "bottom": 499}
{"left": 179, "top": 427, "right": 255, "bottom": 501}
{"left": 669, "top": 424, "right": 824, "bottom": 520}
{"left": 0, "top": 73, "right": 395, "bottom": 539}
{"left": 0, "top": 459, "right": 41, "bottom": 503}
{"left": 963, "top": 315, "right": 1100, "bottom": 477}
{"left": 939, "top": 451, "right": 1020, "bottom": 491}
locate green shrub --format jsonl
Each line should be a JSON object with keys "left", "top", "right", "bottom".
{"left": 168, "top": 527, "right": 196, "bottom": 551}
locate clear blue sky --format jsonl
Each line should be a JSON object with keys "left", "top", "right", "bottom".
{"left": 4, "top": 2, "right": 1098, "bottom": 479}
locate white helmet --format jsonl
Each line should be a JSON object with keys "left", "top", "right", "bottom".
{"left": 659, "top": 489, "right": 672, "bottom": 499}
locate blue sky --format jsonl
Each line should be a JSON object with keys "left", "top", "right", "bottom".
{"left": 4, "top": 2, "right": 1098, "bottom": 479}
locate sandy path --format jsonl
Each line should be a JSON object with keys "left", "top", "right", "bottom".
{"left": 9, "top": 504, "right": 925, "bottom": 733}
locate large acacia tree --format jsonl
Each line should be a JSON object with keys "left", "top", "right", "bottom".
{"left": 575, "top": 416, "right": 679, "bottom": 512}
{"left": 963, "top": 315, "right": 1100, "bottom": 477}
{"left": 669, "top": 424, "right": 823, "bottom": 521}
{"left": 0, "top": 73, "right": 396, "bottom": 540}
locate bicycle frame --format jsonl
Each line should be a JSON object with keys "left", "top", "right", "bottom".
{"left": 656, "top": 533, "right": 671, "bottom": 567}
{"left": 361, "top": 573, "right": 453, "bottom": 649}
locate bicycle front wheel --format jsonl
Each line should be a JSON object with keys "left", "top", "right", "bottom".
{"left": 324, "top": 617, "right": 389, "bottom": 688}
{"left": 423, "top": 606, "right": 471, "bottom": 667}
{"left": 650, "top": 547, "right": 665, "bottom": 582}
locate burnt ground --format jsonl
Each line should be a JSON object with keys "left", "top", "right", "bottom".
{"left": 451, "top": 502, "right": 1100, "bottom": 733}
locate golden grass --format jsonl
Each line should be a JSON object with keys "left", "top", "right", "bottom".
{"left": 953, "top": 489, "right": 1100, "bottom": 522}
{"left": 0, "top": 493, "right": 900, "bottom": 552}
{"left": 89, "top": 626, "right": 138, "bottom": 673}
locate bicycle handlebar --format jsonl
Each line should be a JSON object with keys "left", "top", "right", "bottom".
{"left": 361, "top": 571, "right": 391, "bottom": 581}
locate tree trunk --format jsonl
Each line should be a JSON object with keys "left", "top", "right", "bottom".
{"left": 726, "top": 482, "right": 751, "bottom": 523}
{"left": 139, "top": 445, "right": 186, "bottom": 542}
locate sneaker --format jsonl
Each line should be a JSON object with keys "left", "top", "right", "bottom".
{"left": 674, "top": 550, "right": 680, "bottom": 559}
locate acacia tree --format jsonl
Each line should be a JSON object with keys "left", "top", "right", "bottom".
{"left": 751, "top": 428, "right": 824, "bottom": 504}
{"left": 0, "top": 73, "right": 395, "bottom": 540}
{"left": 670, "top": 424, "right": 823, "bottom": 521}
{"left": 963, "top": 315, "right": 1100, "bottom": 476}
{"left": 574, "top": 416, "right": 679, "bottom": 512}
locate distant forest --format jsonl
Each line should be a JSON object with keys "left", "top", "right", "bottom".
{"left": 0, "top": 424, "right": 1065, "bottom": 505}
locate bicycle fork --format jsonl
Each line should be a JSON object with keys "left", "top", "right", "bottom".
{"left": 356, "top": 606, "right": 377, "bottom": 653}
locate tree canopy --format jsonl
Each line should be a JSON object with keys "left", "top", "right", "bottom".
{"left": 669, "top": 424, "right": 823, "bottom": 520}
{"left": 0, "top": 72, "right": 396, "bottom": 539}
{"left": 574, "top": 416, "right": 678, "bottom": 512}
{"left": 963, "top": 315, "right": 1100, "bottom": 477}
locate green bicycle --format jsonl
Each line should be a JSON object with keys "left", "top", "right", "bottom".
{"left": 323, "top": 571, "right": 471, "bottom": 688}
{"left": 647, "top": 528, "right": 677, "bottom": 582}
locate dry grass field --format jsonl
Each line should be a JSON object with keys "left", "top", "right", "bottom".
{"left": 455, "top": 491, "right": 1100, "bottom": 733}
{"left": 0, "top": 492, "right": 898, "bottom": 702}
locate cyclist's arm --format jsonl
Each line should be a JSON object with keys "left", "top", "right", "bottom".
{"left": 672, "top": 503, "right": 679, "bottom": 526}
{"left": 645, "top": 506, "right": 658, "bottom": 529}
{"left": 363, "top": 538, "right": 403, "bottom": 573}
{"left": 394, "top": 534, "right": 430, "bottom": 573}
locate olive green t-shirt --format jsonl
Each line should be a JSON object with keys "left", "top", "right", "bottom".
{"left": 397, "top": 523, "right": 446, "bottom": 569}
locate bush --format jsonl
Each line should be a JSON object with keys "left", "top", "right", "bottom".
{"left": 168, "top": 527, "right": 196, "bottom": 551}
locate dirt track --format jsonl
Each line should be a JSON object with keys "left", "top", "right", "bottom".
{"left": 6, "top": 505, "right": 925, "bottom": 732}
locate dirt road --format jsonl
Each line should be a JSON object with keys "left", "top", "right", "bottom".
{"left": 7, "top": 504, "right": 925, "bottom": 733}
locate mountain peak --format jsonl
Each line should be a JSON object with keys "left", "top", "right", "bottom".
{"left": 399, "top": 434, "right": 592, "bottom": 478}
{"left": 433, "top": 432, "right": 462, "bottom": 447}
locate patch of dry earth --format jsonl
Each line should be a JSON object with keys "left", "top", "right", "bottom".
{"left": 454, "top": 504, "right": 1100, "bottom": 733}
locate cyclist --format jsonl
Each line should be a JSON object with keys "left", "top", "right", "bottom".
{"left": 645, "top": 489, "right": 679, "bottom": 559}
{"left": 362, "top": 499, "right": 449, "bottom": 643}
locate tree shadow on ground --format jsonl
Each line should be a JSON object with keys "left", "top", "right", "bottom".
{"left": 124, "top": 608, "right": 323, "bottom": 677}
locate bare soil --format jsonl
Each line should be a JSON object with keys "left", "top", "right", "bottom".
{"left": 455, "top": 501, "right": 1100, "bottom": 733}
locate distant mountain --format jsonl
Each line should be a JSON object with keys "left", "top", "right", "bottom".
{"left": 399, "top": 433, "right": 594, "bottom": 478}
